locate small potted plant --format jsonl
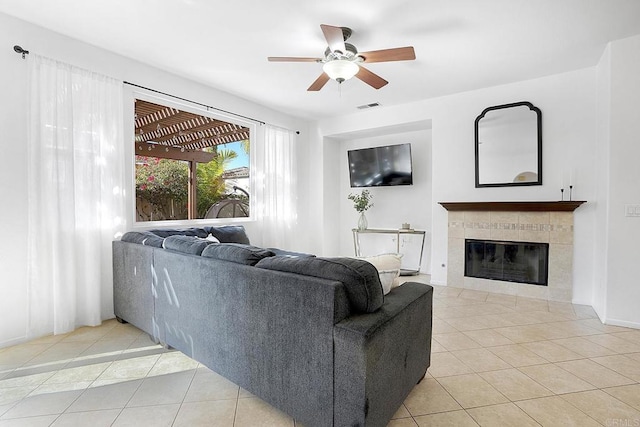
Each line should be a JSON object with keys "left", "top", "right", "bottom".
{"left": 348, "top": 189, "right": 374, "bottom": 231}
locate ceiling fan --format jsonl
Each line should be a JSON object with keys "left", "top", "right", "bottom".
{"left": 268, "top": 24, "right": 416, "bottom": 91}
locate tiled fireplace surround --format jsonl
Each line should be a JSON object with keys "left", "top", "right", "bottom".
{"left": 445, "top": 205, "right": 578, "bottom": 302}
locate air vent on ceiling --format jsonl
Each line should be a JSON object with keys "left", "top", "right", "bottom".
{"left": 356, "top": 102, "right": 381, "bottom": 110}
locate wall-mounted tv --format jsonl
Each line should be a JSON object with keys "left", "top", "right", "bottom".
{"left": 348, "top": 143, "right": 413, "bottom": 187}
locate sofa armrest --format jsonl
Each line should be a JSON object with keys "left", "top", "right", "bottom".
{"left": 333, "top": 282, "right": 433, "bottom": 427}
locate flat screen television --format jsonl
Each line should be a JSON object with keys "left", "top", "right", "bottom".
{"left": 348, "top": 143, "right": 413, "bottom": 187}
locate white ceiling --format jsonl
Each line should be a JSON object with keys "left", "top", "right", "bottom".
{"left": 2, "top": 0, "right": 640, "bottom": 120}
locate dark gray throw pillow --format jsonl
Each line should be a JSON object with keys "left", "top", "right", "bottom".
{"left": 201, "top": 243, "right": 274, "bottom": 266}
{"left": 255, "top": 257, "right": 384, "bottom": 313}
{"left": 149, "top": 228, "right": 209, "bottom": 238}
{"left": 163, "top": 235, "right": 213, "bottom": 255}
{"left": 205, "top": 225, "right": 250, "bottom": 244}
{"left": 121, "top": 231, "right": 165, "bottom": 248}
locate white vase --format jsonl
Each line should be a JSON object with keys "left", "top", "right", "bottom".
{"left": 357, "top": 212, "right": 368, "bottom": 231}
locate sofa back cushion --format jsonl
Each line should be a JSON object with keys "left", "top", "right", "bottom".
{"left": 202, "top": 243, "right": 274, "bottom": 266}
{"left": 255, "top": 257, "right": 384, "bottom": 313}
{"left": 163, "top": 235, "right": 213, "bottom": 255}
{"left": 148, "top": 227, "right": 209, "bottom": 238}
{"left": 205, "top": 225, "right": 250, "bottom": 244}
{"left": 121, "top": 231, "right": 165, "bottom": 248}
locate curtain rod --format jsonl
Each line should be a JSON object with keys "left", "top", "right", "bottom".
{"left": 13, "top": 45, "right": 301, "bottom": 132}
{"left": 124, "top": 81, "right": 266, "bottom": 126}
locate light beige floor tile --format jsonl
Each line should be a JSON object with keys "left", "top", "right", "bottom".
{"left": 487, "top": 344, "right": 548, "bottom": 367}
{"left": 128, "top": 370, "right": 195, "bottom": 407}
{"left": 77, "top": 340, "right": 132, "bottom": 359}
{"left": 234, "top": 397, "right": 294, "bottom": 427}
{"left": 430, "top": 340, "right": 447, "bottom": 353}
{"left": 43, "top": 362, "right": 111, "bottom": 385}
{"left": 100, "top": 325, "right": 144, "bottom": 341}
{"left": 516, "top": 396, "right": 601, "bottom": 426}
{"left": 450, "top": 348, "right": 512, "bottom": 372}
{"left": 584, "top": 334, "right": 640, "bottom": 354}
{"left": 60, "top": 325, "right": 113, "bottom": 343}
{"left": 403, "top": 378, "right": 461, "bottom": 416}
{"left": 387, "top": 418, "right": 418, "bottom": 426}
{"left": 627, "top": 352, "right": 640, "bottom": 362}
{"left": 1, "top": 390, "right": 82, "bottom": 419}
{"left": 467, "top": 402, "right": 539, "bottom": 426}
{"left": 522, "top": 340, "right": 583, "bottom": 362}
{"left": 515, "top": 297, "right": 548, "bottom": 312}
{"left": 612, "top": 331, "right": 640, "bottom": 344}
{"left": 31, "top": 381, "right": 93, "bottom": 396}
{"left": 591, "top": 355, "right": 640, "bottom": 382}
{"left": 603, "top": 384, "right": 640, "bottom": 412}
{"left": 0, "top": 415, "right": 59, "bottom": 426}
{"left": 391, "top": 404, "right": 411, "bottom": 419}
{"left": 562, "top": 389, "right": 640, "bottom": 425}
{"left": 572, "top": 305, "right": 598, "bottom": 319}
{"left": 147, "top": 351, "right": 199, "bottom": 377}
{"left": 0, "top": 345, "right": 51, "bottom": 368}
{"left": 96, "top": 354, "right": 160, "bottom": 380}
{"left": 555, "top": 359, "right": 636, "bottom": 388}
{"left": 459, "top": 289, "right": 489, "bottom": 301}
{"left": 173, "top": 399, "right": 237, "bottom": 427}
{"left": 485, "top": 293, "right": 517, "bottom": 307}
{"left": 66, "top": 379, "right": 142, "bottom": 412}
{"left": 0, "top": 387, "right": 36, "bottom": 406}
{"left": 427, "top": 352, "right": 474, "bottom": 378}
{"left": 552, "top": 337, "right": 617, "bottom": 357}
{"left": 184, "top": 368, "right": 239, "bottom": 402}
{"left": 51, "top": 409, "right": 120, "bottom": 426}
{"left": 23, "top": 342, "right": 93, "bottom": 366}
{"left": 576, "top": 319, "right": 631, "bottom": 333}
{"left": 112, "top": 404, "right": 180, "bottom": 427}
{"left": 550, "top": 320, "right": 602, "bottom": 337}
{"left": 462, "top": 329, "right": 514, "bottom": 347}
{"left": 414, "top": 410, "right": 478, "bottom": 426}
{"left": 492, "top": 326, "right": 547, "bottom": 343}
{"left": 432, "top": 319, "right": 459, "bottom": 334}
{"left": 0, "top": 372, "right": 55, "bottom": 389}
{"left": 437, "top": 374, "right": 509, "bottom": 409}
{"left": 518, "top": 364, "right": 596, "bottom": 394}
{"left": 479, "top": 368, "right": 553, "bottom": 401}
{"left": 439, "top": 317, "right": 492, "bottom": 332}
{"left": 433, "top": 333, "right": 482, "bottom": 351}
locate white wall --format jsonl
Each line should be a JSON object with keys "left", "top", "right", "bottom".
{"left": 314, "top": 68, "right": 599, "bottom": 305}
{"left": 332, "top": 130, "right": 433, "bottom": 273}
{"left": 0, "top": 12, "right": 307, "bottom": 347}
{"left": 603, "top": 35, "right": 640, "bottom": 328}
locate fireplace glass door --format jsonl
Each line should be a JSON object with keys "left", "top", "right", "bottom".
{"left": 465, "top": 239, "right": 549, "bottom": 286}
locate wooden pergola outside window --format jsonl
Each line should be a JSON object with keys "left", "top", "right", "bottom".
{"left": 134, "top": 99, "right": 250, "bottom": 221}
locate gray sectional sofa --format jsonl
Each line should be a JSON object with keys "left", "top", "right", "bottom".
{"left": 112, "top": 226, "right": 433, "bottom": 427}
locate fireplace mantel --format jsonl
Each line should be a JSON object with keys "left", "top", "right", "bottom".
{"left": 438, "top": 201, "right": 586, "bottom": 212}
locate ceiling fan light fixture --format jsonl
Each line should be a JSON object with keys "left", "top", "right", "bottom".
{"left": 323, "top": 60, "right": 359, "bottom": 83}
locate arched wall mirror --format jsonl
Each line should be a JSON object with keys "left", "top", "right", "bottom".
{"left": 475, "top": 101, "right": 542, "bottom": 188}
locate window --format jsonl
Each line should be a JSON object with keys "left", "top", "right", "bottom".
{"left": 134, "top": 98, "right": 251, "bottom": 222}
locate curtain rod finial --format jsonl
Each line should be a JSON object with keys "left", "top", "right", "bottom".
{"left": 13, "top": 45, "right": 29, "bottom": 59}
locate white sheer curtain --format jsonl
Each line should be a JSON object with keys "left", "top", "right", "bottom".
{"left": 258, "top": 125, "right": 297, "bottom": 248}
{"left": 27, "top": 54, "right": 125, "bottom": 338}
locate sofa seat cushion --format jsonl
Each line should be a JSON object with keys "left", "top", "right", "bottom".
{"left": 202, "top": 243, "right": 274, "bottom": 265}
{"left": 163, "top": 235, "right": 213, "bottom": 255}
{"left": 256, "top": 257, "right": 384, "bottom": 313}
{"left": 205, "top": 225, "right": 250, "bottom": 244}
{"left": 121, "top": 231, "right": 165, "bottom": 248}
{"left": 148, "top": 227, "right": 209, "bottom": 238}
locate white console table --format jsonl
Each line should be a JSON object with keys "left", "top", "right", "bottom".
{"left": 352, "top": 228, "right": 427, "bottom": 275}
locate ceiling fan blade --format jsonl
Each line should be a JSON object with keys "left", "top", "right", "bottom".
{"left": 359, "top": 46, "right": 416, "bottom": 63}
{"left": 320, "top": 24, "right": 346, "bottom": 54}
{"left": 355, "top": 66, "right": 388, "bottom": 89}
{"left": 268, "top": 57, "right": 322, "bottom": 62}
{"left": 307, "top": 73, "right": 330, "bottom": 91}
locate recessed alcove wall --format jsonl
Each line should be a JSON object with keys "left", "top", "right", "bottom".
{"left": 444, "top": 203, "right": 583, "bottom": 302}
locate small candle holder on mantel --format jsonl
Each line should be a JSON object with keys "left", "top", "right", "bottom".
{"left": 569, "top": 185, "right": 573, "bottom": 201}
{"left": 560, "top": 188, "right": 564, "bottom": 201}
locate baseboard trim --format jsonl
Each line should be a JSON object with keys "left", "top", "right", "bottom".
{"left": 0, "top": 335, "right": 28, "bottom": 349}
{"left": 604, "top": 318, "right": 640, "bottom": 330}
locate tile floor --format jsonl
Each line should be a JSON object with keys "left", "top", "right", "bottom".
{"left": 2, "top": 283, "right": 640, "bottom": 426}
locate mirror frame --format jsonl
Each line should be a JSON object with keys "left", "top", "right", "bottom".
{"left": 474, "top": 101, "right": 542, "bottom": 188}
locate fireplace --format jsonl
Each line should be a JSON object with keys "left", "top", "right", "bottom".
{"left": 439, "top": 201, "right": 586, "bottom": 302}
{"left": 465, "top": 239, "right": 549, "bottom": 286}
